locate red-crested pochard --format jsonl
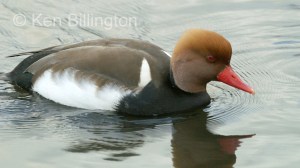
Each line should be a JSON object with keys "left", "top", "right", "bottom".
{"left": 5, "top": 29, "right": 254, "bottom": 116}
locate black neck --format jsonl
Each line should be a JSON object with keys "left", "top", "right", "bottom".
{"left": 169, "top": 68, "right": 180, "bottom": 90}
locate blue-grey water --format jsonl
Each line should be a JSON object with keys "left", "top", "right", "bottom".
{"left": 1, "top": 0, "right": 300, "bottom": 167}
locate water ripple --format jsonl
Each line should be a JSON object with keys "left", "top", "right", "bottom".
{"left": 201, "top": 8, "right": 300, "bottom": 127}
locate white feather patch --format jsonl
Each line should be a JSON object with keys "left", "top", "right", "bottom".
{"left": 138, "top": 58, "right": 152, "bottom": 87}
{"left": 162, "top": 50, "right": 172, "bottom": 57}
{"left": 32, "top": 69, "right": 131, "bottom": 110}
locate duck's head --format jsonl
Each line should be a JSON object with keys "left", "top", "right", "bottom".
{"left": 171, "top": 29, "right": 254, "bottom": 94}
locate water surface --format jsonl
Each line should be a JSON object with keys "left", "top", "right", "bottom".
{"left": 1, "top": 0, "right": 300, "bottom": 167}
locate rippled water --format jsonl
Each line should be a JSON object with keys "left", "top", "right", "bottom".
{"left": 1, "top": 0, "right": 300, "bottom": 167}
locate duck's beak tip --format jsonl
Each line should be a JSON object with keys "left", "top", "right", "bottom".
{"left": 217, "top": 66, "right": 255, "bottom": 95}
{"left": 249, "top": 88, "right": 255, "bottom": 95}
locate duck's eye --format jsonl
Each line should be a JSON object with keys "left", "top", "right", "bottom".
{"left": 207, "top": 55, "right": 216, "bottom": 63}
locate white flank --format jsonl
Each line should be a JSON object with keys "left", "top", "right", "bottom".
{"left": 138, "top": 58, "right": 152, "bottom": 87}
{"left": 162, "top": 50, "right": 172, "bottom": 57}
{"left": 32, "top": 69, "right": 131, "bottom": 110}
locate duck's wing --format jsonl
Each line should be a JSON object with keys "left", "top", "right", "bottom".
{"left": 8, "top": 39, "right": 170, "bottom": 91}
{"left": 29, "top": 46, "right": 152, "bottom": 88}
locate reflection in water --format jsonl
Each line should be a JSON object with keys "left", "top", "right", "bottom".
{"left": 172, "top": 112, "right": 253, "bottom": 168}
{"left": 65, "top": 112, "right": 147, "bottom": 161}
{"left": 64, "top": 110, "right": 253, "bottom": 166}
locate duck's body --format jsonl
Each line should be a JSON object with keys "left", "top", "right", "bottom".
{"left": 7, "top": 38, "right": 210, "bottom": 116}
{"left": 6, "top": 29, "right": 254, "bottom": 116}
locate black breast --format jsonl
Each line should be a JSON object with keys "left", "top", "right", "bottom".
{"left": 116, "top": 78, "right": 211, "bottom": 116}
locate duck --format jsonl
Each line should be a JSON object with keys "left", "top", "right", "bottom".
{"left": 5, "top": 29, "right": 254, "bottom": 116}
